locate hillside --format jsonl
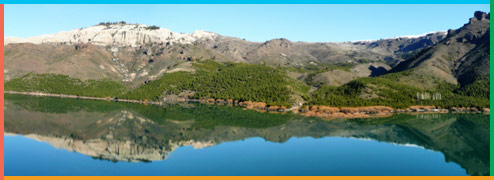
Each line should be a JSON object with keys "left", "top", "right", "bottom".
{"left": 303, "top": 11, "right": 490, "bottom": 109}
{"left": 389, "top": 11, "right": 490, "bottom": 89}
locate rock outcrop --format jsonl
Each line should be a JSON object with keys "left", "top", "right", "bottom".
{"left": 5, "top": 24, "right": 218, "bottom": 47}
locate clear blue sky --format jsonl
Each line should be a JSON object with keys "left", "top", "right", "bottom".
{"left": 5, "top": 4, "right": 490, "bottom": 42}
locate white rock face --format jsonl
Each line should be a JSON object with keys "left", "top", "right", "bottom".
{"left": 5, "top": 24, "right": 218, "bottom": 47}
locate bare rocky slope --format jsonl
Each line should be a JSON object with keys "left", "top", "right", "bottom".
{"left": 389, "top": 11, "right": 490, "bottom": 88}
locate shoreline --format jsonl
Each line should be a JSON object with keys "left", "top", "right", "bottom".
{"left": 5, "top": 91, "right": 490, "bottom": 119}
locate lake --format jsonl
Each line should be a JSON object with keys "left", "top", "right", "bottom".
{"left": 4, "top": 94, "right": 490, "bottom": 176}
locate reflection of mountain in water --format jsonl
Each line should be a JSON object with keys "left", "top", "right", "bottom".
{"left": 4, "top": 94, "right": 490, "bottom": 175}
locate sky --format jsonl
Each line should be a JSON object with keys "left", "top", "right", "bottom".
{"left": 4, "top": 4, "right": 490, "bottom": 42}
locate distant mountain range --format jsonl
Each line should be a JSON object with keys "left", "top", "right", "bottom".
{"left": 4, "top": 11, "right": 490, "bottom": 109}
{"left": 4, "top": 19, "right": 448, "bottom": 84}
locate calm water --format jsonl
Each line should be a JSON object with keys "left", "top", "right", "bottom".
{"left": 4, "top": 94, "right": 490, "bottom": 176}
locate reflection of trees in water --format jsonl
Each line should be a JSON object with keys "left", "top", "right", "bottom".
{"left": 4, "top": 94, "right": 490, "bottom": 175}
{"left": 5, "top": 94, "right": 291, "bottom": 128}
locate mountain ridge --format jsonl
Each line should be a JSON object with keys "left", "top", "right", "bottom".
{"left": 5, "top": 22, "right": 448, "bottom": 46}
{"left": 389, "top": 11, "right": 490, "bottom": 88}
{"left": 4, "top": 23, "right": 449, "bottom": 83}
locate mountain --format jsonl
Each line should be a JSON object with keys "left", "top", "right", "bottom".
{"left": 351, "top": 31, "right": 447, "bottom": 65}
{"left": 4, "top": 22, "right": 446, "bottom": 85}
{"left": 4, "top": 12, "right": 489, "bottom": 109}
{"left": 304, "top": 11, "right": 490, "bottom": 109}
{"left": 389, "top": 11, "right": 490, "bottom": 89}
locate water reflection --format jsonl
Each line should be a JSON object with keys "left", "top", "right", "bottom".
{"left": 4, "top": 94, "right": 490, "bottom": 175}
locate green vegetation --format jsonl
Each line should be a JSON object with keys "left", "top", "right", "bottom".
{"left": 123, "top": 60, "right": 307, "bottom": 107}
{"left": 455, "top": 77, "right": 490, "bottom": 99}
{"left": 309, "top": 77, "right": 423, "bottom": 108}
{"left": 145, "top": 25, "right": 160, "bottom": 30}
{"left": 4, "top": 93, "right": 121, "bottom": 114}
{"left": 309, "top": 76, "right": 489, "bottom": 109}
{"left": 5, "top": 73, "right": 126, "bottom": 98}
{"left": 98, "top": 21, "right": 127, "bottom": 26}
{"left": 122, "top": 71, "right": 195, "bottom": 101}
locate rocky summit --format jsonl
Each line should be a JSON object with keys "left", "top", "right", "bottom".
{"left": 5, "top": 23, "right": 218, "bottom": 47}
